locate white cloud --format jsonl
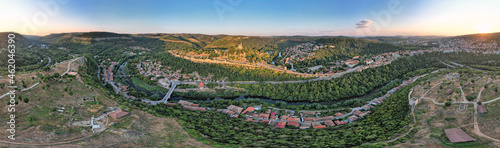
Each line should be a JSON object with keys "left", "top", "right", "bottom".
{"left": 355, "top": 19, "right": 373, "bottom": 29}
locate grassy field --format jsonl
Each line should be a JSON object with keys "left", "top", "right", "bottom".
{"left": 131, "top": 77, "right": 169, "bottom": 93}
{"left": 0, "top": 76, "right": 100, "bottom": 144}
{"left": 478, "top": 100, "right": 500, "bottom": 140}
{"left": 396, "top": 72, "right": 500, "bottom": 148}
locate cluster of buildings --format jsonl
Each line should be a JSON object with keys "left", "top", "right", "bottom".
{"left": 438, "top": 38, "right": 498, "bottom": 52}
{"left": 308, "top": 48, "right": 441, "bottom": 75}
{"left": 281, "top": 41, "right": 325, "bottom": 64}
{"left": 124, "top": 46, "right": 150, "bottom": 56}
{"left": 100, "top": 59, "right": 117, "bottom": 83}
{"left": 371, "top": 76, "right": 420, "bottom": 105}
{"left": 100, "top": 60, "right": 136, "bottom": 100}
{"left": 135, "top": 59, "right": 215, "bottom": 82}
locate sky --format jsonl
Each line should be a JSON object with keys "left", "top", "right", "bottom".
{"left": 1, "top": 0, "right": 499, "bottom": 36}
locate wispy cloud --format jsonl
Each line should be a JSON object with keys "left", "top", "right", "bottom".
{"left": 355, "top": 19, "right": 373, "bottom": 29}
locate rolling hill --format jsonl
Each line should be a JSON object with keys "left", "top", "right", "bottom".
{"left": 454, "top": 32, "right": 500, "bottom": 42}
{"left": 37, "top": 32, "right": 133, "bottom": 44}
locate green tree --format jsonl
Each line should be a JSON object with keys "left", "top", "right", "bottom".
{"left": 445, "top": 102, "right": 452, "bottom": 107}
{"left": 466, "top": 95, "right": 475, "bottom": 101}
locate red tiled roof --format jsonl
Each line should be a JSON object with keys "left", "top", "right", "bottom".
{"left": 324, "top": 120, "right": 335, "bottom": 127}
{"left": 445, "top": 89, "right": 454, "bottom": 95}
{"left": 108, "top": 109, "right": 129, "bottom": 119}
{"left": 287, "top": 122, "right": 299, "bottom": 127}
{"left": 258, "top": 113, "right": 270, "bottom": 119}
{"left": 348, "top": 115, "right": 359, "bottom": 122}
{"left": 335, "top": 120, "right": 348, "bottom": 125}
{"left": 303, "top": 117, "right": 315, "bottom": 122}
{"left": 477, "top": 105, "right": 487, "bottom": 114}
{"left": 311, "top": 122, "right": 322, "bottom": 126}
{"left": 444, "top": 128, "right": 477, "bottom": 143}
{"left": 275, "top": 122, "right": 287, "bottom": 128}
{"left": 353, "top": 110, "right": 362, "bottom": 116}
{"left": 313, "top": 125, "right": 326, "bottom": 129}
{"left": 246, "top": 112, "right": 255, "bottom": 116}
{"left": 335, "top": 112, "right": 343, "bottom": 117}
{"left": 227, "top": 105, "right": 244, "bottom": 113}
{"left": 241, "top": 107, "right": 255, "bottom": 114}
{"left": 280, "top": 115, "right": 289, "bottom": 120}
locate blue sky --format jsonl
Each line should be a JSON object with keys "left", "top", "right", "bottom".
{"left": 1, "top": 0, "right": 499, "bottom": 36}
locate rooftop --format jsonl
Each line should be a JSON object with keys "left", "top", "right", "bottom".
{"left": 444, "top": 128, "right": 477, "bottom": 143}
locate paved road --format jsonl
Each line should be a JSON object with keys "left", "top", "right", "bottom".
{"left": 142, "top": 82, "right": 179, "bottom": 105}
{"left": 42, "top": 56, "right": 51, "bottom": 67}
{"left": 441, "top": 60, "right": 486, "bottom": 72}
{"left": 484, "top": 96, "right": 500, "bottom": 104}
{"left": 21, "top": 82, "right": 40, "bottom": 91}
{"left": 62, "top": 58, "right": 80, "bottom": 76}
{"left": 169, "top": 65, "right": 364, "bottom": 85}
{"left": 161, "top": 82, "right": 178, "bottom": 103}
{"left": 0, "top": 82, "right": 41, "bottom": 99}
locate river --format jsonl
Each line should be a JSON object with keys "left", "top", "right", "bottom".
{"left": 123, "top": 76, "right": 394, "bottom": 106}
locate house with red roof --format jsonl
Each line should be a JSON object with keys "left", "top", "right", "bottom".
{"left": 108, "top": 109, "right": 129, "bottom": 119}
{"left": 348, "top": 115, "right": 359, "bottom": 123}
{"left": 287, "top": 122, "right": 299, "bottom": 127}
{"left": 313, "top": 125, "right": 326, "bottom": 129}
{"left": 241, "top": 107, "right": 255, "bottom": 114}
{"left": 335, "top": 112, "right": 343, "bottom": 118}
{"left": 324, "top": 120, "right": 335, "bottom": 127}
{"left": 275, "top": 122, "right": 286, "bottom": 128}
{"left": 198, "top": 81, "right": 205, "bottom": 89}
{"left": 353, "top": 110, "right": 363, "bottom": 116}
{"left": 303, "top": 117, "right": 315, "bottom": 122}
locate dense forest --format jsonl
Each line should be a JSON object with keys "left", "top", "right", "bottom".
{"left": 294, "top": 38, "right": 427, "bottom": 67}
{"left": 232, "top": 54, "right": 445, "bottom": 101}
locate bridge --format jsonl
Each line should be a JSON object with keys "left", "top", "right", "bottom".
{"left": 160, "top": 82, "right": 179, "bottom": 104}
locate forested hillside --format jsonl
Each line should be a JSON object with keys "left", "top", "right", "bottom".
{"left": 233, "top": 53, "right": 445, "bottom": 101}
{"left": 295, "top": 38, "right": 422, "bottom": 67}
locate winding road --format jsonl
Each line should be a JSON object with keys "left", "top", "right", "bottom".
{"left": 168, "top": 65, "right": 364, "bottom": 85}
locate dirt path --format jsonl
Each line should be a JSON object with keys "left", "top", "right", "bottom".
{"left": 472, "top": 87, "right": 500, "bottom": 142}
{"left": 473, "top": 114, "right": 500, "bottom": 142}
